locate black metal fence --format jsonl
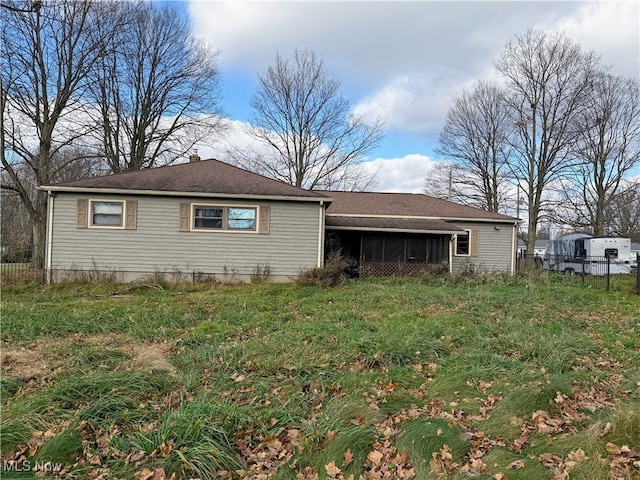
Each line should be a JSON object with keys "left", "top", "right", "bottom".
{"left": 2, "top": 251, "right": 638, "bottom": 294}
{"left": 0, "top": 262, "right": 45, "bottom": 284}
{"left": 518, "top": 253, "right": 638, "bottom": 292}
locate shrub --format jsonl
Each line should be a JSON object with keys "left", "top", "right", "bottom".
{"left": 298, "top": 251, "right": 351, "bottom": 287}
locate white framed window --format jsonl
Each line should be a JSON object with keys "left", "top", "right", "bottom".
{"left": 90, "top": 200, "right": 124, "bottom": 228}
{"left": 455, "top": 230, "right": 471, "bottom": 256}
{"left": 77, "top": 199, "right": 137, "bottom": 230}
{"left": 192, "top": 205, "right": 257, "bottom": 232}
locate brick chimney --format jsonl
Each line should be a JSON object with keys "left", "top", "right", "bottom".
{"left": 189, "top": 150, "right": 201, "bottom": 162}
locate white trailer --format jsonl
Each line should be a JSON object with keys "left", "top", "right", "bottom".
{"left": 543, "top": 234, "right": 633, "bottom": 275}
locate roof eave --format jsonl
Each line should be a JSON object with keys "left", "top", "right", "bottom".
{"left": 39, "top": 185, "right": 332, "bottom": 203}
{"left": 442, "top": 216, "right": 521, "bottom": 224}
{"left": 326, "top": 213, "right": 519, "bottom": 224}
{"left": 325, "top": 226, "right": 463, "bottom": 235}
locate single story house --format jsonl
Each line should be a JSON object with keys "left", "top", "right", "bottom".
{"left": 516, "top": 239, "right": 548, "bottom": 258}
{"left": 40, "top": 158, "right": 520, "bottom": 282}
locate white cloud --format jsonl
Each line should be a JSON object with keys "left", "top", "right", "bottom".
{"left": 541, "top": 1, "right": 640, "bottom": 79}
{"left": 187, "top": 0, "right": 639, "bottom": 193}
{"left": 197, "top": 120, "right": 434, "bottom": 193}
{"left": 353, "top": 73, "right": 480, "bottom": 137}
{"left": 360, "top": 154, "right": 435, "bottom": 193}
{"left": 195, "top": 119, "right": 260, "bottom": 160}
{"left": 188, "top": 1, "right": 582, "bottom": 86}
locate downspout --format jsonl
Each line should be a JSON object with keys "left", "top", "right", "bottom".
{"left": 511, "top": 223, "right": 517, "bottom": 275}
{"left": 46, "top": 191, "right": 54, "bottom": 283}
{"left": 317, "top": 201, "right": 325, "bottom": 267}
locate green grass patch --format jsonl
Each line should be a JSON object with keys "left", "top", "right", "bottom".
{"left": 1, "top": 277, "right": 638, "bottom": 478}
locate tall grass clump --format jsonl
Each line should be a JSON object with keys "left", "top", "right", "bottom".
{"left": 122, "top": 395, "right": 241, "bottom": 478}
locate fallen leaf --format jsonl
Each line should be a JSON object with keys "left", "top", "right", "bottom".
{"left": 507, "top": 460, "right": 526, "bottom": 469}
{"left": 567, "top": 448, "right": 587, "bottom": 463}
{"left": 324, "top": 461, "right": 341, "bottom": 478}
{"left": 343, "top": 449, "right": 354, "bottom": 468}
{"left": 296, "top": 466, "right": 318, "bottom": 480}
{"left": 322, "top": 430, "right": 337, "bottom": 447}
{"left": 511, "top": 435, "right": 529, "bottom": 453}
{"left": 478, "top": 381, "right": 493, "bottom": 393}
{"left": 367, "top": 450, "right": 384, "bottom": 466}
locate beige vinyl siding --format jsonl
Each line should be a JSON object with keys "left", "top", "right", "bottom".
{"left": 451, "top": 221, "right": 515, "bottom": 274}
{"left": 50, "top": 193, "right": 322, "bottom": 278}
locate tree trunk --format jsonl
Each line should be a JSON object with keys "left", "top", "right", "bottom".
{"left": 31, "top": 191, "right": 48, "bottom": 269}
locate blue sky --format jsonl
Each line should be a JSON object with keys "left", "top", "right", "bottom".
{"left": 182, "top": 1, "right": 640, "bottom": 192}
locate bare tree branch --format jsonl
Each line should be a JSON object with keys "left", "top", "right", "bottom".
{"left": 1, "top": 0, "right": 119, "bottom": 267}
{"left": 554, "top": 74, "right": 640, "bottom": 234}
{"left": 237, "top": 48, "right": 384, "bottom": 190}
{"left": 87, "top": 2, "right": 227, "bottom": 173}
{"left": 435, "top": 80, "right": 514, "bottom": 213}
{"left": 495, "top": 29, "right": 603, "bottom": 253}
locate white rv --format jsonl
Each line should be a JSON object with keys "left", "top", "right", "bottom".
{"left": 543, "top": 234, "right": 633, "bottom": 275}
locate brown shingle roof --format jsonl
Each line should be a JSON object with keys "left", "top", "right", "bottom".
{"left": 320, "top": 191, "right": 517, "bottom": 222}
{"left": 326, "top": 216, "right": 463, "bottom": 233}
{"left": 45, "top": 159, "right": 328, "bottom": 200}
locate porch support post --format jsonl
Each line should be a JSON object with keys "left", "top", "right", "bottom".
{"left": 449, "top": 235, "right": 454, "bottom": 274}
{"left": 317, "top": 201, "right": 325, "bottom": 267}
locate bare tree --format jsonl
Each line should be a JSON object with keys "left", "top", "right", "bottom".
{"left": 1, "top": 147, "right": 99, "bottom": 260}
{"left": 555, "top": 74, "right": 640, "bottom": 235}
{"left": 435, "top": 81, "right": 513, "bottom": 213}
{"left": 424, "top": 161, "right": 475, "bottom": 202}
{"left": 1, "top": 0, "right": 118, "bottom": 267}
{"left": 495, "top": 30, "right": 602, "bottom": 254}
{"left": 89, "top": 1, "right": 226, "bottom": 173}
{"left": 604, "top": 181, "right": 640, "bottom": 241}
{"left": 238, "top": 48, "right": 384, "bottom": 190}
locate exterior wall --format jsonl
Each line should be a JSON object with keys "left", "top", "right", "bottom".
{"left": 48, "top": 193, "right": 323, "bottom": 282}
{"left": 450, "top": 221, "right": 517, "bottom": 274}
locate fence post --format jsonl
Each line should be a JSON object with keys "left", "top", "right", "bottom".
{"left": 636, "top": 253, "right": 640, "bottom": 295}
{"left": 606, "top": 256, "right": 611, "bottom": 291}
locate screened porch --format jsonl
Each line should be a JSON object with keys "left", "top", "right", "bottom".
{"left": 326, "top": 230, "right": 453, "bottom": 277}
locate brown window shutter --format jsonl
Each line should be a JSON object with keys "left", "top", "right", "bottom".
{"left": 77, "top": 199, "right": 88, "bottom": 228}
{"left": 258, "top": 205, "right": 270, "bottom": 234}
{"left": 470, "top": 229, "right": 479, "bottom": 256}
{"left": 179, "top": 203, "right": 190, "bottom": 231}
{"left": 125, "top": 200, "right": 137, "bottom": 230}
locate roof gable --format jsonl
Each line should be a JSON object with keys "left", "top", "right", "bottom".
{"left": 321, "top": 191, "right": 517, "bottom": 222}
{"left": 45, "top": 159, "right": 328, "bottom": 200}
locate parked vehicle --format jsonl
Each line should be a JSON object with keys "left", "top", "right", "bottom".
{"left": 543, "top": 234, "right": 633, "bottom": 275}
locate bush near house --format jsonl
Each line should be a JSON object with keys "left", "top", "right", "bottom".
{"left": 1, "top": 276, "right": 638, "bottom": 479}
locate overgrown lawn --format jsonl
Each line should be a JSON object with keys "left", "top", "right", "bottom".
{"left": 1, "top": 275, "right": 639, "bottom": 479}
